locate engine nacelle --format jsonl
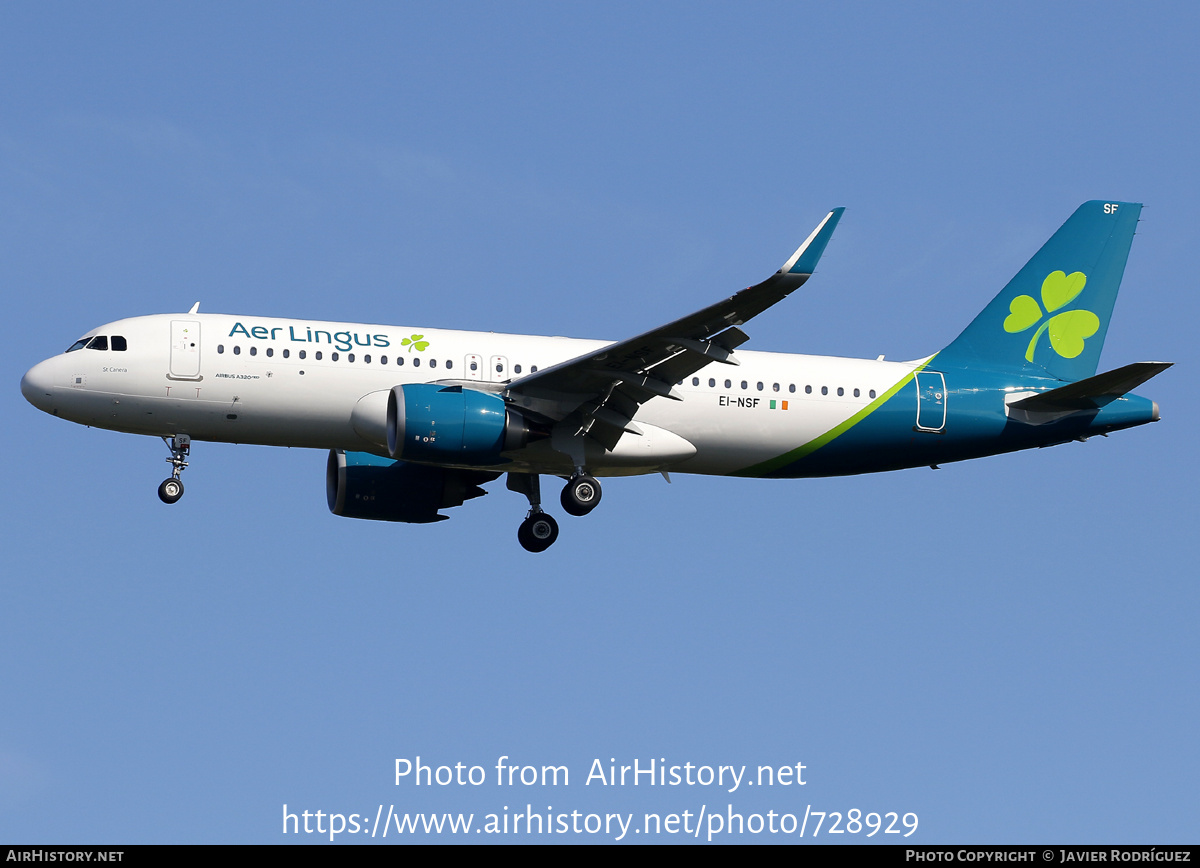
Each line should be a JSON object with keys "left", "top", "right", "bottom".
{"left": 387, "top": 384, "right": 534, "bottom": 465}
{"left": 326, "top": 450, "right": 497, "bottom": 523}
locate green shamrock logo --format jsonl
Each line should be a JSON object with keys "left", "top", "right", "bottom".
{"left": 1002, "top": 271, "right": 1099, "bottom": 361}
{"left": 401, "top": 334, "right": 429, "bottom": 353}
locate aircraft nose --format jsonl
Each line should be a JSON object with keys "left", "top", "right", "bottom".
{"left": 21, "top": 359, "right": 57, "bottom": 412}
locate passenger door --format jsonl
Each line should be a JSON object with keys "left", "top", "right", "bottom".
{"left": 169, "top": 320, "right": 202, "bottom": 380}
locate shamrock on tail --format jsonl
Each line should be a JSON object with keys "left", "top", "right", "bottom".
{"left": 1003, "top": 271, "right": 1099, "bottom": 361}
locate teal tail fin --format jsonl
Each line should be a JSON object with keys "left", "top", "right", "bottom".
{"left": 936, "top": 201, "right": 1142, "bottom": 381}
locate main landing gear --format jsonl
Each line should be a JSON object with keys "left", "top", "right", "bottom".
{"left": 158, "top": 434, "right": 190, "bottom": 504}
{"left": 560, "top": 473, "right": 602, "bottom": 516}
{"left": 508, "top": 471, "right": 604, "bottom": 552}
{"left": 518, "top": 512, "right": 559, "bottom": 553}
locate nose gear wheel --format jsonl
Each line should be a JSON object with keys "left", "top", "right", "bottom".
{"left": 158, "top": 435, "right": 191, "bottom": 504}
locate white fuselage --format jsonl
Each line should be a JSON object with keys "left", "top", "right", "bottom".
{"left": 22, "top": 312, "right": 921, "bottom": 478}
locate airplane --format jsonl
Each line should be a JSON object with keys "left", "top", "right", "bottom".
{"left": 21, "top": 200, "right": 1170, "bottom": 552}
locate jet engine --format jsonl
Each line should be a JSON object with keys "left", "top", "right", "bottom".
{"left": 386, "top": 383, "right": 538, "bottom": 465}
{"left": 326, "top": 449, "right": 498, "bottom": 523}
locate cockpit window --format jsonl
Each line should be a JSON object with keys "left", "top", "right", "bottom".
{"left": 67, "top": 334, "right": 127, "bottom": 352}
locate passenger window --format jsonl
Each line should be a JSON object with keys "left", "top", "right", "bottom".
{"left": 429, "top": 359, "right": 436, "bottom": 368}
{"left": 853, "top": 388, "right": 860, "bottom": 397}
{"left": 530, "top": 366, "right": 537, "bottom": 372}
{"left": 470, "top": 361, "right": 478, "bottom": 371}
{"left": 348, "top": 353, "right": 355, "bottom": 363}
{"left": 869, "top": 389, "right": 877, "bottom": 398}
{"left": 692, "top": 377, "right": 699, "bottom": 386}
{"left": 709, "top": 378, "right": 716, "bottom": 387}
{"left": 315, "top": 351, "right": 322, "bottom": 360}
{"left": 515, "top": 365, "right": 523, "bottom": 374}
{"left": 283, "top": 349, "right": 290, "bottom": 358}
{"left": 789, "top": 384, "right": 795, "bottom": 393}
{"left": 86, "top": 336, "right": 108, "bottom": 351}
{"left": 217, "top": 345, "right": 225, "bottom": 354}
{"left": 381, "top": 356, "right": 388, "bottom": 365}
{"left": 299, "top": 350, "right": 306, "bottom": 360}
{"left": 266, "top": 347, "right": 274, "bottom": 357}
{"left": 112, "top": 336, "right": 127, "bottom": 351}
{"left": 821, "top": 386, "right": 828, "bottom": 395}
{"left": 740, "top": 380, "right": 747, "bottom": 390}
{"left": 446, "top": 360, "right": 452, "bottom": 370}
{"left": 397, "top": 357, "right": 404, "bottom": 366}
{"left": 757, "top": 382, "right": 763, "bottom": 391}
{"left": 805, "top": 385, "right": 812, "bottom": 394}
{"left": 364, "top": 354, "right": 371, "bottom": 363}
{"left": 250, "top": 346, "right": 257, "bottom": 356}
{"left": 837, "top": 387, "right": 843, "bottom": 396}
{"left": 413, "top": 358, "right": 420, "bottom": 367}
{"left": 233, "top": 346, "right": 241, "bottom": 355}
{"left": 773, "top": 383, "right": 779, "bottom": 392}
{"left": 724, "top": 379, "right": 731, "bottom": 389}
{"left": 331, "top": 352, "right": 339, "bottom": 361}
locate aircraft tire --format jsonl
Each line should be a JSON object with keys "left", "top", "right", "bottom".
{"left": 560, "top": 475, "right": 601, "bottom": 516}
{"left": 518, "top": 513, "right": 558, "bottom": 552}
{"left": 158, "top": 478, "right": 184, "bottom": 504}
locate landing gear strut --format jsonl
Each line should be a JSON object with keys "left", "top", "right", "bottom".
{"left": 158, "top": 434, "right": 190, "bottom": 504}
{"left": 560, "top": 473, "right": 602, "bottom": 516}
{"left": 508, "top": 473, "right": 559, "bottom": 553}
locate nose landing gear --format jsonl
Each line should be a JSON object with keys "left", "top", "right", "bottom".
{"left": 157, "top": 477, "right": 184, "bottom": 504}
{"left": 158, "top": 434, "right": 191, "bottom": 504}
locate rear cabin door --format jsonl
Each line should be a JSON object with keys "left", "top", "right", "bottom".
{"left": 915, "top": 370, "right": 947, "bottom": 432}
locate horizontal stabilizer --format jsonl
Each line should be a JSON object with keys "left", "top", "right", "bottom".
{"left": 1009, "top": 361, "right": 1172, "bottom": 412}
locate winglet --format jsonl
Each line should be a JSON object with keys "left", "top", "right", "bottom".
{"left": 780, "top": 207, "right": 845, "bottom": 276}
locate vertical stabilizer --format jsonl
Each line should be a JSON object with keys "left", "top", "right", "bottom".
{"left": 936, "top": 201, "right": 1142, "bottom": 381}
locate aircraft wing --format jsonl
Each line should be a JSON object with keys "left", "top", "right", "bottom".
{"left": 505, "top": 208, "right": 845, "bottom": 450}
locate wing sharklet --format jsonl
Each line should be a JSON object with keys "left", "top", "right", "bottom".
{"left": 780, "top": 207, "right": 845, "bottom": 275}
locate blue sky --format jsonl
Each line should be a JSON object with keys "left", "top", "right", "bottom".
{"left": 2, "top": 2, "right": 1197, "bottom": 843}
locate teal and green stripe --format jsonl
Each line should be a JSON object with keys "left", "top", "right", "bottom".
{"left": 732, "top": 359, "right": 933, "bottom": 477}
